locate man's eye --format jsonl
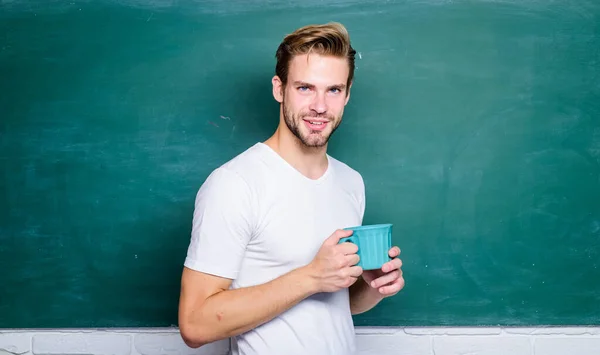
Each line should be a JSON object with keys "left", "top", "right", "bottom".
{"left": 298, "top": 86, "right": 309, "bottom": 91}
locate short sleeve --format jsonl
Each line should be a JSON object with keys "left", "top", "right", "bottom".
{"left": 184, "top": 167, "right": 255, "bottom": 279}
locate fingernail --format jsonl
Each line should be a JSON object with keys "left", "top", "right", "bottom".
{"left": 371, "top": 281, "right": 376, "bottom": 288}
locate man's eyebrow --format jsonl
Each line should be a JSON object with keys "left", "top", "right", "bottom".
{"left": 292, "top": 81, "right": 346, "bottom": 90}
{"left": 328, "top": 83, "right": 347, "bottom": 90}
{"left": 293, "top": 81, "right": 314, "bottom": 88}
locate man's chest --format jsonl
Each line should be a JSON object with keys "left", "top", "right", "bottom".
{"left": 248, "top": 184, "right": 363, "bottom": 270}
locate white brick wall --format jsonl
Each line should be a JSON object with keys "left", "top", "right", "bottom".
{"left": 0, "top": 327, "right": 599, "bottom": 355}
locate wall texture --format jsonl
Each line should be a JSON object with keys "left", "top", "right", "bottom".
{"left": 1, "top": 327, "right": 599, "bottom": 355}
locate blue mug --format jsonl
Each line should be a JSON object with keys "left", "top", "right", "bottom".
{"left": 338, "top": 223, "right": 393, "bottom": 270}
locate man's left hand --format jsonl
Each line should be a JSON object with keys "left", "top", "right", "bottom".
{"left": 361, "top": 246, "right": 405, "bottom": 297}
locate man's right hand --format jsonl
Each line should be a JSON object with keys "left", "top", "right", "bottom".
{"left": 306, "top": 229, "right": 363, "bottom": 293}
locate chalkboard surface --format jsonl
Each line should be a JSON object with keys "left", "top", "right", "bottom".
{"left": 1, "top": 0, "right": 599, "bottom": 328}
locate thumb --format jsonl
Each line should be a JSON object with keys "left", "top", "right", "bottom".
{"left": 325, "top": 229, "right": 353, "bottom": 246}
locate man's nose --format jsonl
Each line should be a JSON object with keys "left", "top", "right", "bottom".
{"left": 309, "top": 92, "right": 327, "bottom": 114}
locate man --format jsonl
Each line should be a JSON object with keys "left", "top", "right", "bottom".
{"left": 178, "top": 22, "right": 404, "bottom": 355}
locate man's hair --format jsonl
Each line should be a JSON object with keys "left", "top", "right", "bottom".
{"left": 275, "top": 22, "right": 356, "bottom": 89}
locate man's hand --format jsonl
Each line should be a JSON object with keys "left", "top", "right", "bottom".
{"left": 307, "top": 229, "right": 363, "bottom": 293}
{"left": 361, "top": 246, "right": 404, "bottom": 297}
{"left": 179, "top": 233, "right": 363, "bottom": 348}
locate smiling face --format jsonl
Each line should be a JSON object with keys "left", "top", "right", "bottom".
{"left": 273, "top": 53, "right": 352, "bottom": 148}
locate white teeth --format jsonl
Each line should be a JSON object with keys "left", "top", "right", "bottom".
{"left": 309, "top": 121, "right": 323, "bottom": 125}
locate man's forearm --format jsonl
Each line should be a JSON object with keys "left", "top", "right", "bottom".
{"left": 349, "top": 277, "right": 384, "bottom": 315}
{"left": 184, "top": 266, "right": 317, "bottom": 346}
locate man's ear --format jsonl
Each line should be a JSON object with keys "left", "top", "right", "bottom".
{"left": 272, "top": 75, "right": 284, "bottom": 103}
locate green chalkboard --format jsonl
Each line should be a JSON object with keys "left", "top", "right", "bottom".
{"left": 1, "top": 0, "right": 599, "bottom": 328}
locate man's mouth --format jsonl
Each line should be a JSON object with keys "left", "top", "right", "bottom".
{"left": 303, "top": 119, "right": 329, "bottom": 131}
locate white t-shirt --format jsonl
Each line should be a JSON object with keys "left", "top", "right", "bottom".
{"left": 184, "top": 142, "right": 366, "bottom": 355}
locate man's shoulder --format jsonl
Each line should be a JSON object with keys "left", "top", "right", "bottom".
{"left": 219, "top": 142, "right": 261, "bottom": 167}
{"left": 201, "top": 143, "right": 267, "bottom": 191}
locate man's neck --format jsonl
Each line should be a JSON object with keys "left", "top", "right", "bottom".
{"left": 264, "top": 127, "right": 329, "bottom": 181}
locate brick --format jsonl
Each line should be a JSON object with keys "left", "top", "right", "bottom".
{"left": 0, "top": 333, "right": 31, "bottom": 354}
{"left": 533, "top": 327, "right": 600, "bottom": 336}
{"left": 133, "top": 333, "right": 229, "bottom": 355}
{"left": 506, "top": 327, "right": 600, "bottom": 336}
{"left": 356, "top": 334, "right": 431, "bottom": 355}
{"left": 355, "top": 327, "right": 403, "bottom": 335}
{"left": 433, "top": 336, "right": 532, "bottom": 355}
{"left": 406, "top": 327, "right": 502, "bottom": 336}
{"left": 504, "top": 328, "right": 537, "bottom": 335}
{"left": 534, "top": 337, "right": 600, "bottom": 355}
{"left": 33, "top": 333, "right": 131, "bottom": 355}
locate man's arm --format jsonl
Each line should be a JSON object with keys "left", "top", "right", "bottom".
{"left": 348, "top": 276, "right": 384, "bottom": 315}
{"left": 178, "top": 229, "right": 361, "bottom": 348}
{"left": 348, "top": 246, "right": 405, "bottom": 315}
{"left": 178, "top": 266, "right": 317, "bottom": 348}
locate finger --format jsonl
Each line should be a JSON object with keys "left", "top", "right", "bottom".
{"left": 370, "top": 269, "right": 400, "bottom": 288}
{"left": 344, "top": 253, "right": 360, "bottom": 266}
{"left": 382, "top": 257, "right": 402, "bottom": 273}
{"left": 388, "top": 246, "right": 401, "bottom": 258}
{"left": 348, "top": 265, "right": 363, "bottom": 278}
{"left": 338, "top": 241, "right": 359, "bottom": 254}
{"left": 326, "top": 229, "right": 353, "bottom": 246}
{"left": 378, "top": 276, "right": 405, "bottom": 296}
{"left": 346, "top": 276, "right": 359, "bottom": 288}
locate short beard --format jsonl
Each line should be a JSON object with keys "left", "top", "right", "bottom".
{"left": 282, "top": 98, "right": 341, "bottom": 148}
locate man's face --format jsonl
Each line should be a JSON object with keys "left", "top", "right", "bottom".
{"left": 273, "top": 53, "right": 351, "bottom": 148}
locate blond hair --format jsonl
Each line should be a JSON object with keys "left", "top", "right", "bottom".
{"left": 275, "top": 22, "right": 356, "bottom": 89}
